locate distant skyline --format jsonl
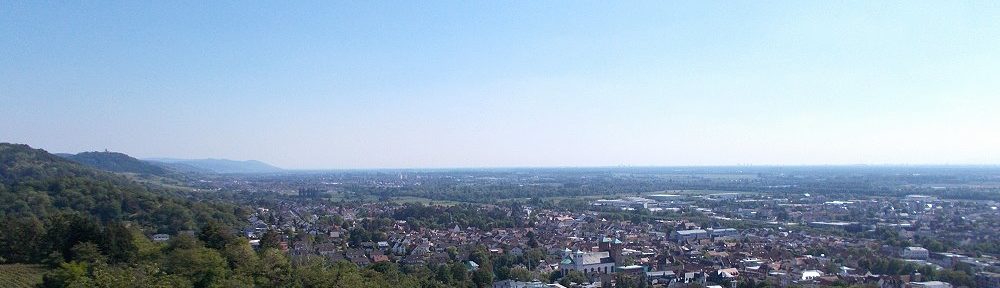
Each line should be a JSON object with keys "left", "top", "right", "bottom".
{"left": 3, "top": 1, "right": 999, "bottom": 169}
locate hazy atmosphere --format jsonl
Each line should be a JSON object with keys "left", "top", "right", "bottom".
{"left": 4, "top": 3, "right": 1000, "bottom": 288}
{"left": 3, "top": 1, "right": 999, "bottom": 169}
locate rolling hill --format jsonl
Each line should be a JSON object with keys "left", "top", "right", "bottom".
{"left": 57, "top": 150, "right": 282, "bottom": 175}
{"left": 61, "top": 151, "right": 171, "bottom": 175}
{"left": 0, "top": 143, "right": 242, "bottom": 263}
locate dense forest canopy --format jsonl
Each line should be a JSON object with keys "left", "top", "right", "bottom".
{"left": 61, "top": 151, "right": 171, "bottom": 176}
{"left": 0, "top": 144, "right": 242, "bottom": 276}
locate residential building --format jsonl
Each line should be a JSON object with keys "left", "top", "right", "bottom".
{"left": 902, "top": 247, "right": 930, "bottom": 260}
{"left": 907, "top": 281, "right": 953, "bottom": 288}
{"left": 672, "top": 229, "right": 708, "bottom": 243}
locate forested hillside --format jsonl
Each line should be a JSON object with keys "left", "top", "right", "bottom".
{"left": 61, "top": 151, "right": 172, "bottom": 176}
{"left": 0, "top": 143, "right": 462, "bottom": 287}
{"left": 0, "top": 143, "right": 242, "bottom": 232}
{"left": 0, "top": 143, "right": 241, "bottom": 262}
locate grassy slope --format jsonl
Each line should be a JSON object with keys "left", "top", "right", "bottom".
{"left": 0, "top": 264, "right": 48, "bottom": 287}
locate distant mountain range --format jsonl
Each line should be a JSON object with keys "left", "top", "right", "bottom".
{"left": 144, "top": 158, "right": 283, "bottom": 174}
{"left": 56, "top": 151, "right": 282, "bottom": 174}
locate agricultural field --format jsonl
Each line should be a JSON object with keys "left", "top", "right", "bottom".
{"left": 388, "top": 196, "right": 464, "bottom": 206}
{"left": 0, "top": 264, "right": 48, "bottom": 288}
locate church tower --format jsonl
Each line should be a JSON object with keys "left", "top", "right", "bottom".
{"left": 600, "top": 236, "right": 625, "bottom": 265}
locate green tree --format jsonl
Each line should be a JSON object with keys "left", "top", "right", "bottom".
{"left": 616, "top": 272, "right": 648, "bottom": 288}
{"left": 450, "top": 262, "right": 468, "bottom": 282}
{"left": 294, "top": 256, "right": 336, "bottom": 288}
{"left": 257, "top": 248, "right": 292, "bottom": 287}
{"left": 560, "top": 270, "right": 588, "bottom": 287}
{"left": 41, "top": 261, "right": 92, "bottom": 288}
{"left": 328, "top": 260, "right": 366, "bottom": 287}
{"left": 472, "top": 268, "right": 494, "bottom": 288}
{"left": 222, "top": 238, "right": 260, "bottom": 273}
{"left": 526, "top": 231, "right": 539, "bottom": 248}
{"left": 198, "top": 221, "right": 234, "bottom": 250}
{"left": 259, "top": 230, "right": 282, "bottom": 251}
{"left": 102, "top": 222, "right": 138, "bottom": 264}
{"left": 70, "top": 242, "right": 105, "bottom": 264}
{"left": 163, "top": 247, "right": 228, "bottom": 288}
{"left": 91, "top": 263, "right": 194, "bottom": 288}
{"left": 434, "top": 264, "right": 452, "bottom": 283}
{"left": 131, "top": 228, "right": 162, "bottom": 262}
{"left": 0, "top": 216, "right": 46, "bottom": 263}
{"left": 509, "top": 267, "right": 532, "bottom": 282}
{"left": 166, "top": 234, "right": 201, "bottom": 251}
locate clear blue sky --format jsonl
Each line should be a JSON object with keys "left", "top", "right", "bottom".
{"left": 2, "top": 1, "right": 999, "bottom": 169}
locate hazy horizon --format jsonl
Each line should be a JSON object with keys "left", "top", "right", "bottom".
{"left": 32, "top": 146, "right": 1000, "bottom": 170}
{"left": 4, "top": 2, "right": 1000, "bottom": 169}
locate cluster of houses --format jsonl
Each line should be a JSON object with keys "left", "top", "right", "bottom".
{"left": 144, "top": 191, "right": 1000, "bottom": 288}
